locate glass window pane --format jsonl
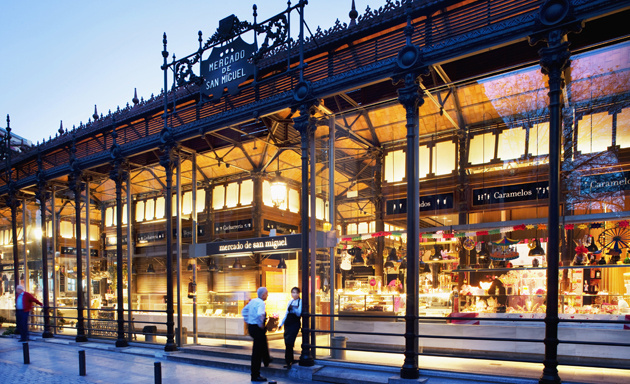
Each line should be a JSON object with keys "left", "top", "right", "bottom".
{"left": 434, "top": 141, "right": 456, "bottom": 175}
{"left": 196, "top": 188, "right": 206, "bottom": 213}
{"left": 289, "top": 189, "right": 300, "bottom": 213}
{"left": 316, "top": 197, "right": 325, "bottom": 220}
{"left": 385, "top": 150, "right": 406, "bottom": 182}
{"left": 469, "top": 132, "right": 495, "bottom": 165}
{"left": 577, "top": 112, "right": 613, "bottom": 154}
{"left": 358, "top": 222, "right": 369, "bottom": 234}
{"left": 90, "top": 224, "right": 99, "bottom": 241}
{"left": 347, "top": 223, "right": 358, "bottom": 235}
{"left": 60, "top": 221, "right": 73, "bottom": 239}
{"left": 145, "top": 199, "right": 155, "bottom": 221}
{"left": 225, "top": 183, "right": 239, "bottom": 208}
{"left": 419, "top": 145, "right": 430, "bottom": 178}
{"left": 240, "top": 180, "right": 254, "bottom": 206}
{"left": 136, "top": 200, "right": 145, "bottom": 222}
{"left": 498, "top": 127, "right": 526, "bottom": 161}
{"left": 530, "top": 123, "right": 550, "bottom": 156}
{"left": 105, "top": 207, "right": 113, "bottom": 227}
{"left": 155, "top": 197, "right": 165, "bottom": 218}
{"left": 182, "top": 192, "right": 192, "bottom": 215}
{"left": 212, "top": 185, "right": 225, "bottom": 209}
{"left": 616, "top": 109, "right": 630, "bottom": 148}
{"left": 262, "top": 180, "right": 273, "bottom": 207}
{"left": 122, "top": 204, "right": 128, "bottom": 224}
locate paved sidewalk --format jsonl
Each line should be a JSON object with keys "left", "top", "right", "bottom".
{"left": 0, "top": 336, "right": 321, "bottom": 384}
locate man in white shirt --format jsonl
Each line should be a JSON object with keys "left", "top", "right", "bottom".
{"left": 242, "top": 287, "right": 273, "bottom": 381}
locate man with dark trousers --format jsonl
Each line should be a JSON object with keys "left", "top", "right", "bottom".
{"left": 242, "top": 286, "right": 272, "bottom": 382}
{"left": 15, "top": 284, "right": 42, "bottom": 342}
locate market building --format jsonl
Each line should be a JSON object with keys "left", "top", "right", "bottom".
{"left": 1, "top": 0, "right": 629, "bottom": 382}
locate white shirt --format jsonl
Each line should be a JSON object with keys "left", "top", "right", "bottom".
{"left": 241, "top": 297, "right": 266, "bottom": 327}
{"left": 279, "top": 298, "right": 302, "bottom": 327}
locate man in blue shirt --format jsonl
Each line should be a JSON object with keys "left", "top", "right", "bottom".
{"left": 242, "top": 287, "right": 273, "bottom": 381}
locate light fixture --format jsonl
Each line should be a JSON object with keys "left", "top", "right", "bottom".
{"left": 232, "top": 258, "right": 243, "bottom": 269}
{"left": 187, "top": 262, "right": 193, "bottom": 271}
{"left": 208, "top": 258, "right": 218, "bottom": 272}
{"left": 477, "top": 242, "right": 490, "bottom": 267}
{"left": 277, "top": 257, "right": 287, "bottom": 269}
{"left": 146, "top": 263, "right": 155, "bottom": 273}
{"left": 366, "top": 251, "right": 375, "bottom": 266}
{"left": 350, "top": 247, "right": 364, "bottom": 266}
{"left": 586, "top": 235, "right": 598, "bottom": 253}
{"left": 384, "top": 248, "right": 397, "bottom": 268}
{"left": 399, "top": 257, "right": 407, "bottom": 269}
{"left": 430, "top": 244, "right": 443, "bottom": 261}
{"left": 528, "top": 238, "right": 546, "bottom": 257}
{"left": 270, "top": 155, "right": 287, "bottom": 208}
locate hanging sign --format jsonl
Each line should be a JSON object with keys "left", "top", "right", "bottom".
{"left": 473, "top": 181, "right": 549, "bottom": 206}
{"left": 580, "top": 171, "right": 630, "bottom": 195}
{"left": 206, "top": 234, "right": 302, "bottom": 255}
{"left": 214, "top": 219, "right": 252, "bottom": 234}
{"left": 386, "top": 193, "right": 454, "bottom": 215}
{"left": 200, "top": 36, "right": 257, "bottom": 99}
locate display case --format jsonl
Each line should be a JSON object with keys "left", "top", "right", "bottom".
{"left": 337, "top": 294, "right": 404, "bottom": 320}
{"left": 204, "top": 291, "right": 250, "bottom": 318}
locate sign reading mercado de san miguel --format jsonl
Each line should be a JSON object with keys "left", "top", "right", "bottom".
{"left": 205, "top": 234, "right": 302, "bottom": 256}
{"left": 200, "top": 36, "right": 257, "bottom": 99}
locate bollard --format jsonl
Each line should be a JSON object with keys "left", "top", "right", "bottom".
{"left": 154, "top": 361, "right": 162, "bottom": 384}
{"left": 23, "top": 342, "right": 30, "bottom": 364}
{"left": 79, "top": 350, "right": 86, "bottom": 376}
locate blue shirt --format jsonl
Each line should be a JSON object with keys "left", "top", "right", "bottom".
{"left": 241, "top": 297, "right": 266, "bottom": 327}
{"left": 16, "top": 292, "right": 24, "bottom": 310}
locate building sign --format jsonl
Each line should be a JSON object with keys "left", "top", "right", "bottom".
{"left": 386, "top": 193, "right": 454, "bottom": 215}
{"left": 200, "top": 37, "right": 257, "bottom": 100}
{"left": 473, "top": 181, "right": 549, "bottom": 206}
{"left": 137, "top": 231, "right": 166, "bottom": 244}
{"left": 263, "top": 219, "right": 298, "bottom": 234}
{"left": 580, "top": 171, "right": 630, "bottom": 195}
{"left": 214, "top": 219, "right": 252, "bottom": 234}
{"left": 206, "top": 234, "right": 302, "bottom": 255}
{"left": 60, "top": 247, "right": 98, "bottom": 257}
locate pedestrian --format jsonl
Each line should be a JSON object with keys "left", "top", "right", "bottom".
{"left": 279, "top": 286, "right": 302, "bottom": 368}
{"left": 242, "top": 287, "right": 272, "bottom": 382}
{"left": 15, "top": 284, "right": 42, "bottom": 342}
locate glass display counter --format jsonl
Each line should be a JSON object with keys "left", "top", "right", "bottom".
{"left": 337, "top": 293, "right": 404, "bottom": 320}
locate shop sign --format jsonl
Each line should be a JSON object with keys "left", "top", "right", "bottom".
{"left": 200, "top": 37, "right": 257, "bottom": 100}
{"left": 181, "top": 226, "right": 205, "bottom": 238}
{"left": 386, "top": 193, "right": 454, "bottom": 215}
{"left": 473, "top": 181, "right": 549, "bottom": 206}
{"left": 214, "top": 219, "right": 252, "bottom": 234}
{"left": 205, "top": 234, "right": 302, "bottom": 255}
{"left": 106, "top": 235, "right": 128, "bottom": 246}
{"left": 580, "top": 171, "right": 630, "bottom": 195}
{"left": 60, "top": 247, "right": 98, "bottom": 257}
{"left": 137, "top": 231, "right": 165, "bottom": 244}
{"left": 263, "top": 219, "right": 298, "bottom": 234}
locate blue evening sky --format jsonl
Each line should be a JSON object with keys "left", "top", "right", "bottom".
{"left": 0, "top": 0, "right": 381, "bottom": 144}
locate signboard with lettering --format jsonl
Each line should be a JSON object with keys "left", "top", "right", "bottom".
{"left": 200, "top": 37, "right": 257, "bottom": 99}
{"left": 263, "top": 219, "right": 298, "bottom": 234}
{"left": 580, "top": 171, "right": 630, "bottom": 195}
{"left": 386, "top": 193, "right": 454, "bottom": 215}
{"left": 206, "top": 234, "right": 301, "bottom": 255}
{"left": 473, "top": 181, "right": 549, "bottom": 206}
{"left": 214, "top": 219, "right": 252, "bottom": 234}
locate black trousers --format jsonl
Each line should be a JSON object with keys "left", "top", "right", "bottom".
{"left": 283, "top": 315, "right": 301, "bottom": 365}
{"left": 16, "top": 310, "right": 29, "bottom": 341}
{"left": 247, "top": 324, "right": 271, "bottom": 378}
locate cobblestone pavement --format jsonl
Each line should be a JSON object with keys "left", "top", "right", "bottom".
{"left": 0, "top": 336, "right": 317, "bottom": 384}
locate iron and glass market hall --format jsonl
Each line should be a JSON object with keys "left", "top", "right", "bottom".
{"left": 1, "top": 1, "right": 629, "bottom": 382}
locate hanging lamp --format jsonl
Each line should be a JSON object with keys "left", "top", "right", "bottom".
{"left": 277, "top": 257, "right": 287, "bottom": 269}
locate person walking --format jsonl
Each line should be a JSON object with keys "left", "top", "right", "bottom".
{"left": 242, "top": 287, "right": 272, "bottom": 382}
{"left": 279, "top": 286, "right": 302, "bottom": 368}
{"left": 15, "top": 284, "right": 42, "bottom": 342}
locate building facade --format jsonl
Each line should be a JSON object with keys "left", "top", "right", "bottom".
{"left": 1, "top": 0, "right": 629, "bottom": 382}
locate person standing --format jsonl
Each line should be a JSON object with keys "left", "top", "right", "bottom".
{"left": 242, "top": 287, "right": 272, "bottom": 382}
{"left": 279, "top": 286, "right": 302, "bottom": 368}
{"left": 15, "top": 285, "right": 42, "bottom": 342}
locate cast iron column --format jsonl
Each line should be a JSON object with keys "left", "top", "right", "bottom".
{"left": 109, "top": 126, "right": 129, "bottom": 348}
{"left": 293, "top": 88, "right": 318, "bottom": 367}
{"left": 68, "top": 132, "right": 88, "bottom": 342}
{"left": 529, "top": 1, "right": 582, "bottom": 383}
{"left": 36, "top": 147, "right": 53, "bottom": 338}
{"left": 394, "top": 2, "right": 428, "bottom": 379}
{"left": 3, "top": 117, "right": 21, "bottom": 293}
{"left": 160, "top": 32, "right": 177, "bottom": 352}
